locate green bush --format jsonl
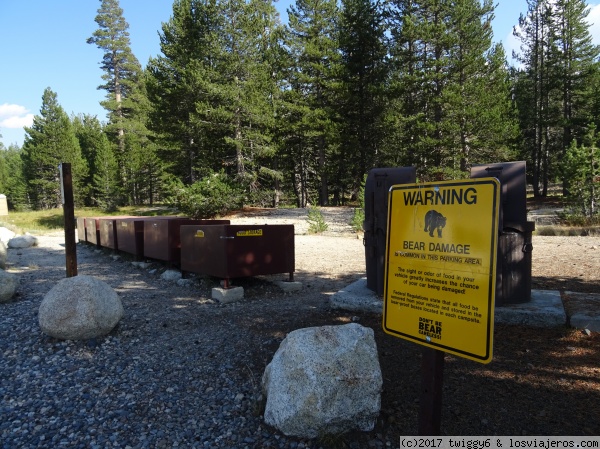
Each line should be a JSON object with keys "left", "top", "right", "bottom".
{"left": 167, "top": 172, "right": 242, "bottom": 218}
{"left": 306, "top": 205, "right": 328, "bottom": 234}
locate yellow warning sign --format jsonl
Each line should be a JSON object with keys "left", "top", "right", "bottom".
{"left": 236, "top": 229, "right": 263, "bottom": 237}
{"left": 383, "top": 178, "right": 500, "bottom": 363}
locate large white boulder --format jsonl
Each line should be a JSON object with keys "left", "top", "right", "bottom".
{"left": 262, "top": 323, "right": 382, "bottom": 438}
{"left": 0, "top": 240, "right": 6, "bottom": 269}
{"left": 38, "top": 275, "right": 123, "bottom": 340}
{"left": 0, "top": 227, "right": 15, "bottom": 245}
{"left": 0, "top": 269, "right": 18, "bottom": 303}
{"left": 8, "top": 233, "right": 38, "bottom": 249}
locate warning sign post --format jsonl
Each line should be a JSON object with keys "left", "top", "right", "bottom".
{"left": 383, "top": 178, "right": 500, "bottom": 363}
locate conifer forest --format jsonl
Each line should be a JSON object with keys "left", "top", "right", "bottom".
{"left": 1, "top": 0, "right": 599, "bottom": 218}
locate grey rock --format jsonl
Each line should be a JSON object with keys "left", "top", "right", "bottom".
{"left": 0, "top": 240, "right": 6, "bottom": 269}
{"left": 0, "top": 269, "right": 18, "bottom": 303}
{"left": 262, "top": 323, "right": 382, "bottom": 438}
{"left": 7, "top": 233, "right": 38, "bottom": 249}
{"left": 0, "top": 226, "right": 15, "bottom": 245}
{"left": 160, "top": 269, "right": 182, "bottom": 281}
{"left": 38, "top": 275, "right": 123, "bottom": 340}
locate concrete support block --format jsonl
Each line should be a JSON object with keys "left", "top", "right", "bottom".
{"left": 212, "top": 286, "right": 244, "bottom": 303}
{"left": 330, "top": 278, "right": 383, "bottom": 314}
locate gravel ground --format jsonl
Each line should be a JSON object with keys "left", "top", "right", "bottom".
{"left": 1, "top": 207, "right": 599, "bottom": 448}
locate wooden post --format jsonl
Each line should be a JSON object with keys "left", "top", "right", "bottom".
{"left": 418, "top": 347, "right": 445, "bottom": 435}
{"left": 60, "top": 163, "right": 77, "bottom": 277}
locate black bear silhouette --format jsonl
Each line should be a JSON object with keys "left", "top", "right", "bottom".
{"left": 424, "top": 210, "right": 447, "bottom": 238}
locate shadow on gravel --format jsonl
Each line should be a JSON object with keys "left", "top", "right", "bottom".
{"left": 533, "top": 275, "right": 600, "bottom": 294}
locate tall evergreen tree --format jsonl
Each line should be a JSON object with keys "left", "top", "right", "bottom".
{"left": 386, "top": 0, "right": 453, "bottom": 176}
{"left": 121, "top": 69, "right": 162, "bottom": 205}
{"left": 513, "top": 0, "right": 599, "bottom": 197}
{"left": 202, "top": 0, "right": 282, "bottom": 193}
{"left": 148, "top": 0, "right": 282, "bottom": 203}
{"left": 552, "top": 0, "right": 600, "bottom": 195}
{"left": 445, "top": 0, "right": 517, "bottom": 171}
{"left": 73, "top": 114, "right": 120, "bottom": 208}
{"left": 88, "top": 0, "right": 141, "bottom": 150}
{"left": 386, "top": 0, "right": 515, "bottom": 179}
{"left": 93, "top": 131, "right": 121, "bottom": 210}
{"left": 0, "top": 144, "right": 27, "bottom": 210}
{"left": 21, "top": 88, "right": 88, "bottom": 209}
{"left": 147, "top": 0, "right": 224, "bottom": 183}
{"left": 284, "top": 0, "right": 341, "bottom": 206}
{"left": 562, "top": 124, "right": 600, "bottom": 216}
{"left": 337, "top": 0, "right": 388, "bottom": 200}
{"left": 0, "top": 139, "right": 7, "bottom": 192}
{"left": 88, "top": 0, "right": 157, "bottom": 204}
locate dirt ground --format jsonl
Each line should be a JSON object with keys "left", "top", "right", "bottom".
{"left": 4, "top": 207, "right": 600, "bottom": 442}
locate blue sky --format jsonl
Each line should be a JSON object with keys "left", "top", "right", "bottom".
{"left": 1, "top": 0, "right": 600, "bottom": 148}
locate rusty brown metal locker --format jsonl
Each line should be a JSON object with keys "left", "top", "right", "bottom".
{"left": 180, "top": 224, "right": 295, "bottom": 285}
{"left": 471, "top": 161, "right": 535, "bottom": 305}
{"left": 98, "top": 216, "right": 135, "bottom": 250}
{"left": 76, "top": 217, "right": 86, "bottom": 243}
{"left": 143, "top": 218, "right": 230, "bottom": 264}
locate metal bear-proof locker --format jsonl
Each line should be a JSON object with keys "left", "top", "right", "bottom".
{"left": 470, "top": 161, "right": 535, "bottom": 305}
{"left": 364, "top": 167, "right": 416, "bottom": 296}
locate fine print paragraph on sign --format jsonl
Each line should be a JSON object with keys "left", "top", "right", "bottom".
{"left": 399, "top": 436, "right": 600, "bottom": 449}
{"left": 383, "top": 179, "right": 500, "bottom": 363}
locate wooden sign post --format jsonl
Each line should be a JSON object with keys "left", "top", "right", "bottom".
{"left": 59, "top": 163, "right": 77, "bottom": 277}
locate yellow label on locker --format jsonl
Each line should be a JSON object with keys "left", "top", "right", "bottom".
{"left": 236, "top": 229, "right": 263, "bottom": 237}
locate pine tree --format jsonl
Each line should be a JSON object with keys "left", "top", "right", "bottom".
{"left": 73, "top": 114, "right": 108, "bottom": 206}
{"left": 21, "top": 88, "right": 88, "bottom": 209}
{"left": 88, "top": 0, "right": 157, "bottom": 204}
{"left": 284, "top": 0, "right": 341, "bottom": 206}
{"left": 337, "top": 0, "right": 388, "bottom": 200}
{"left": 386, "top": 0, "right": 514, "bottom": 179}
{"left": 0, "top": 144, "right": 27, "bottom": 210}
{"left": 93, "top": 132, "right": 121, "bottom": 211}
{"left": 552, "top": 0, "right": 600, "bottom": 195}
{"left": 386, "top": 0, "right": 455, "bottom": 177}
{"left": 146, "top": 0, "right": 224, "bottom": 183}
{"left": 148, "top": 0, "right": 282, "bottom": 204}
{"left": 0, "top": 139, "right": 7, "bottom": 192}
{"left": 445, "top": 0, "right": 517, "bottom": 171}
{"left": 88, "top": 0, "right": 141, "bottom": 148}
{"left": 513, "top": 0, "right": 599, "bottom": 197}
{"left": 121, "top": 69, "right": 162, "bottom": 205}
{"left": 514, "top": 0, "right": 562, "bottom": 196}
{"left": 562, "top": 124, "right": 600, "bottom": 217}
{"left": 73, "top": 114, "right": 120, "bottom": 208}
{"left": 204, "top": 0, "right": 282, "bottom": 193}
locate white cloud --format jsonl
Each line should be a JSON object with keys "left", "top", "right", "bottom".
{"left": 504, "top": 28, "right": 521, "bottom": 61}
{"left": 0, "top": 103, "right": 34, "bottom": 129}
